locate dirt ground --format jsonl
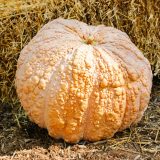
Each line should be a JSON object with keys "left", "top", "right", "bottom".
{"left": 0, "top": 78, "right": 159, "bottom": 160}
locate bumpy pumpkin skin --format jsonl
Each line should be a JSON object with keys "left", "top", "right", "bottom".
{"left": 15, "top": 18, "right": 152, "bottom": 143}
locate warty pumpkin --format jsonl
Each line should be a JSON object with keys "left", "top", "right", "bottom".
{"left": 15, "top": 18, "right": 152, "bottom": 143}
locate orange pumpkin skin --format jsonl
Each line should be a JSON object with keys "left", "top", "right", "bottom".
{"left": 15, "top": 18, "right": 152, "bottom": 143}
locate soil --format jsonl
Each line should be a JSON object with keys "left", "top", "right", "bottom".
{"left": 0, "top": 78, "right": 159, "bottom": 160}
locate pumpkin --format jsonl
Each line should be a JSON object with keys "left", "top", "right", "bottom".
{"left": 15, "top": 18, "right": 152, "bottom": 143}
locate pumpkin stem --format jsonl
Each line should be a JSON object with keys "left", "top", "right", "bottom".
{"left": 84, "top": 35, "right": 96, "bottom": 45}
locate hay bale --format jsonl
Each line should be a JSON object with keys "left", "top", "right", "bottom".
{"left": 0, "top": 0, "right": 159, "bottom": 104}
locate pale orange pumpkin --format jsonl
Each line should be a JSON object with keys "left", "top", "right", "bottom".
{"left": 15, "top": 18, "right": 152, "bottom": 143}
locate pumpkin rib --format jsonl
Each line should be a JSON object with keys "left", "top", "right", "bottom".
{"left": 45, "top": 55, "right": 73, "bottom": 140}
{"left": 78, "top": 47, "right": 97, "bottom": 142}
{"left": 59, "top": 45, "right": 89, "bottom": 142}
{"left": 82, "top": 50, "right": 103, "bottom": 140}
{"left": 119, "top": 83, "right": 140, "bottom": 130}
{"left": 16, "top": 44, "right": 43, "bottom": 120}
{"left": 97, "top": 47, "right": 126, "bottom": 134}
{"left": 43, "top": 57, "right": 70, "bottom": 129}
{"left": 56, "top": 19, "right": 88, "bottom": 39}
{"left": 137, "top": 81, "right": 151, "bottom": 117}
{"left": 30, "top": 32, "right": 80, "bottom": 46}
{"left": 45, "top": 47, "right": 76, "bottom": 136}
{"left": 82, "top": 48, "right": 100, "bottom": 141}
{"left": 98, "top": 46, "right": 128, "bottom": 131}
{"left": 103, "top": 47, "right": 142, "bottom": 82}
